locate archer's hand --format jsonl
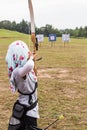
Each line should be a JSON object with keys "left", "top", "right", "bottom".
{"left": 30, "top": 52, "right": 37, "bottom": 61}
{"left": 31, "top": 33, "right": 36, "bottom": 44}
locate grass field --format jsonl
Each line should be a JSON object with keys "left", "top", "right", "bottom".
{"left": 0, "top": 29, "right": 87, "bottom": 130}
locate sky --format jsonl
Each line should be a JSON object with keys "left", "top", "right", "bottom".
{"left": 0, "top": 0, "right": 87, "bottom": 29}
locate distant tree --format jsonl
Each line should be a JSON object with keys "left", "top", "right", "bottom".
{"left": 71, "top": 27, "right": 79, "bottom": 37}
{"left": 84, "top": 26, "right": 87, "bottom": 37}
{"left": 16, "top": 23, "right": 21, "bottom": 32}
{"left": 0, "top": 20, "right": 87, "bottom": 38}
{"left": 19, "top": 20, "right": 29, "bottom": 34}
{"left": 0, "top": 20, "right": 11, "bottom": 30}
{"left": 11, "top": 21, "right": 16, "bottom": 31}
{"left": 38, "top": 24, "right": 61, "bottom": 37}
{"left": 78, "top": 27, "right": 84, "bottom": 37}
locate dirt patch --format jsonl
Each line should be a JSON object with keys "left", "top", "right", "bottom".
{"left": 38, "top": 68, "right": 69, "bottom": 78}
{"left": 38, "top": 67, "right": 87, "bottom": 84}
{"left": 38, "top": 68, "right": 76, "bottom": 83}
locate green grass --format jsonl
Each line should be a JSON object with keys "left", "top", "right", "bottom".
{"left": 0, "top": 29, "right": 87, "bottom": 130}
{"left": 0, "top": 29, "right": 29, "bottom": 37}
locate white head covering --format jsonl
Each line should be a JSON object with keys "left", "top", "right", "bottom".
{"left": 6, "top": 40, "right": 30, "bottom": 77}
{"left": 6, "top": 40, "right": 30, "bottom": 92}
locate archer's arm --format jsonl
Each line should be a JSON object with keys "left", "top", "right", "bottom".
{"left": 18, "top": 58, "right": 34, "bottom": 77}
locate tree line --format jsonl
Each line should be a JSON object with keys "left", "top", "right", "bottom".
{"left": 0, "top": 20, "right": 87, "bottom": 38}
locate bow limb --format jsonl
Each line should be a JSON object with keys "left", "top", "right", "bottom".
{"left": 28, "top": 0, "right": 36, "bottom": 53}
{"left": 28, "top": 0, "right": 37, "bottom": 75}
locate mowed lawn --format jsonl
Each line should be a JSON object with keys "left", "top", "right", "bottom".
{"left": 0, "top": 29, "right": 87, "bottom": 130}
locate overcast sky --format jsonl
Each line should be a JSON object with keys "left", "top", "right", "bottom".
{"left": 0, "top": 0, "right": 87, "bottom": 29}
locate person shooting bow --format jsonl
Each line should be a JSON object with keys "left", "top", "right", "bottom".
{"left": 5, "top": 40, "right": 39, "bottom": 130}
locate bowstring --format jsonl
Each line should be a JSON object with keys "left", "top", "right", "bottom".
{"left": 28, "top": 21, "right": 31, "bottom": 51}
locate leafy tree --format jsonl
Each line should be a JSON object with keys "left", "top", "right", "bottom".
{"left": 11, "top": 21, "right": 16, "bottom": 31}
{"left": 84, "top": 26, "right": 87, "bottom": 37}
{"left": 0, "top": 20, "right": 87, "bottom": 38}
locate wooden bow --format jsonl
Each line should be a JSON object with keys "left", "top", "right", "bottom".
{"left": 28, "top": 0, "right": 37, "bottom": 75}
